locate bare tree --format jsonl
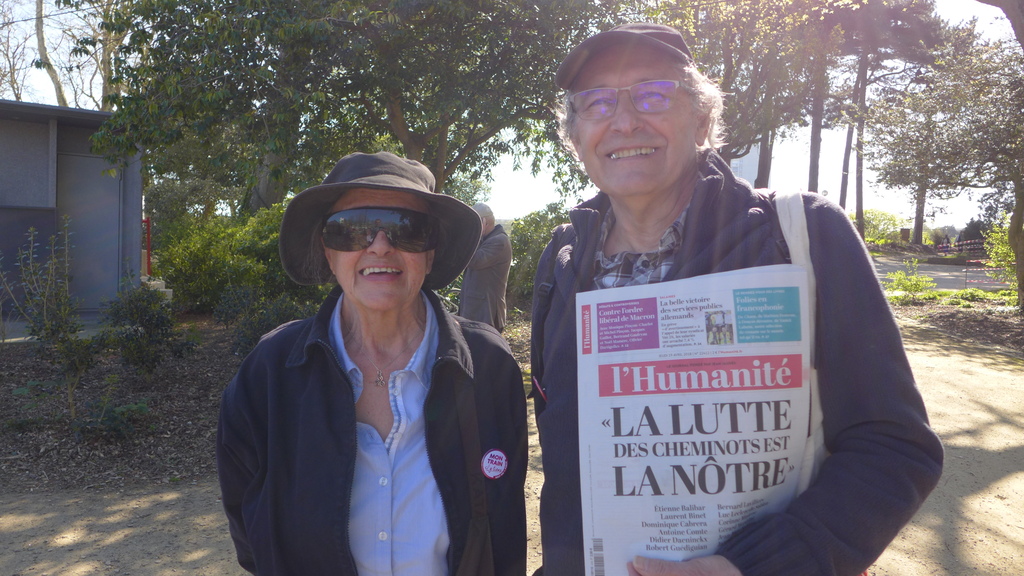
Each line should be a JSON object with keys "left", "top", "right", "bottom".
{"left": 0, "top": 1, "right": 34, "bottom": 100}
{"left": 35, "top": 0, "right": 69, "bottom": 106}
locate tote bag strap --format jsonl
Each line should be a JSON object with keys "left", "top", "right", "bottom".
{"left": 773, "top": 190, "right": 826, "bottom": 493}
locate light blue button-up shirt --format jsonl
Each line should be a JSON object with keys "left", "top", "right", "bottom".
{"left": 329, "top": 293, "right": 449, "bottom": 576}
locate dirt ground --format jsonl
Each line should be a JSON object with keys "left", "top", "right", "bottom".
{"left": 1, "top": 315, "right": 1022, "bottom": 575}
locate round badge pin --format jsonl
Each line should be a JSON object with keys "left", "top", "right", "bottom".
{"left": 481, "top": 449, "right": 508, "bottom": 479}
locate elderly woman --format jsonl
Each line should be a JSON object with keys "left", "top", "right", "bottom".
{"left": 217, "top": 152, "right": 527, "bottom": 576}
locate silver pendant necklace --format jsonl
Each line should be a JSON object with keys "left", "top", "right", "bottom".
{"left": 366, "top": 336, "right": 419, "bottom": 387}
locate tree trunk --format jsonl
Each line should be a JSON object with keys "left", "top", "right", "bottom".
{"left": 808, "top": 94, "right": 822, "bottom": 193}
{"left": 855, "top": 127, "right": 865, "bottom": 239}
{"left": 36, "top": 0, "right": 67, "bottom": 107}
{"left": 840, "top": 57, "right": 867, "bottom": 210}
{"left": 838, "top": 122, "right": 854, "bottom": 209}
{"left": 807, "top": 53, "right": 827, "bottom": 193}
{"left": 1010, "top": 180, "right": 1024, "bottom": 310}
{"left": 247, "top": 152, "right": 285, "bottom": 213}
{"left": 754, "top": 130, "right": 775, "bottom": 189}
{"left": 913, "top": 185, "right": 927, "bottom": 245}
{"left": 854, "top": 53, "right": 869, "bottom": 239}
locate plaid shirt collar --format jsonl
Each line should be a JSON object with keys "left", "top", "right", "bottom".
{"left": 593, "top": 207, "right": 687, "bottom": 289}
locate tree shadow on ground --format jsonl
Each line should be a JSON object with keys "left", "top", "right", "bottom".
{"left": 0, "top": 482, "right": 246, "bottom": 576}
{"left": 870, "top": 324, "right": 1024, "bottom": 576}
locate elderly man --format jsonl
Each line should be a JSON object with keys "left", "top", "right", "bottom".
{"left": 530, "top": 23, "right": 942, "bottom": 576}
{"left": 459, "top": 202, "right": 513, "bottom": 332}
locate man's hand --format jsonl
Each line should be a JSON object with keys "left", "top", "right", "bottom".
{"left": 627, "top": 554, "right": 742, "bottom": 576}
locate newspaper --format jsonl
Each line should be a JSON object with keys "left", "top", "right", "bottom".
{"left": 576, "top": 264, "right": 812, "bottom": 575}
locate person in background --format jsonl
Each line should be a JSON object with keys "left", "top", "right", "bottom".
{"left": 218, "top": 152, "right": 527, "bottom": 576}
{"left": 459, "top": 202, "right": 513, "bottom": 332}
{"left": 530, "top": 23, "right": 943, "bottom": 576}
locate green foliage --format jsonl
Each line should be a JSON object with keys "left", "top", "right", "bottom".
{"left": 961, "top": 218, "right": 987, "bottom": 242}
{"left": 443, "top": 175, "right": 491, "bottom": 207}
{"left": 74, "top": 377, "right": 151, "bottom": 439}
{"left": 860, "top": 209, "right": 908, "bottom": 244}
{"left": 984, "top": 214, "right": 1018, "bottom": 289}
{"left": 102, "top": 279, "right": 196, "bottom": 376}
{"left": 96, "top": 0, "right": 613, "bottom": 212}
{"left": 214, "top": 284, "right": 260, "bottom": 325}
{"left": 666, "top": 0, "right": 834, "bottom": 160}
{"left": 11, "top": 380, "right": 59, "bottom": 413}
{"left": 947, "top": 288, "right": 990, "bottom": 302}
{"left": 507, "top": 203, "right": 570, "bottom": 305}
{"left": 865, "top": 23, "right": 996, "bottom": 245}
{"left": 884, "top": 259, "right": 937, "bottom": 304}
{"left": 435, "top": 274, "right": 462, "bottom": 315}
{"left": 157, "top": 204, "right": 328, "bottom": 314}
{"left": 155, "top": 216, "right": 263, "bottom": 313}
{"left": 220, "top": 289, "right": 319, "bottom": 356}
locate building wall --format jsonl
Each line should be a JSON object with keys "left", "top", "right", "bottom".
{"left": 0, "top": 118, "right": 52, "bottom": 208}
{"left": 0, "top": 100, "right": 141, "bottom": 315}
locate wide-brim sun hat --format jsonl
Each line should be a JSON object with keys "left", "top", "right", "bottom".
{"left": 279, "top": 151, "right": 482, "bottom": 290}
{"left": 555, "top": 22, "right": 695, "bottom": 90}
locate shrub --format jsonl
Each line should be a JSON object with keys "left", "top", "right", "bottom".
{"left": 861, "top": 209, "right": 908, "bottom": 244}
{"left": 102, "top": 279, "right": 196, "bottom": 376}
{"left": 884, "top": 259, "right": 936, "bottom": 304}
{"left": 947, "top": 288, "right": 989, "bottom": 302}
{"left": 507, "top": 203, "right": 570, "bottom": 305}
{"left": 214, "top": 284, "right": 261, "bottom": 325}
{"left": 74, "top": 376, "right": 150, "bottom": 439}
{"left": 155, "top": 216, "right": 265, "bottom": 313}
{"left": 230, "top": 293, "right": 318, "bottom": 356}
{"left": 156, "top": 203, "right": 327, "bottom": 314}
{"left": 0, "top": 218, "right": 99, "bottom": 422}
{"left": 0, "top": 220, "right": 81, "bottom": 343}
{"left": 984, "top": 214, "right": 1018, "bottom": 290}
{"left": 436, "top": 274, "right": 462, "bottom": 314}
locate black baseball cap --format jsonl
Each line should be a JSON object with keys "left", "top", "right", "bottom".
{"left": 556, "top": 23, "right": 695, "bottom": 90}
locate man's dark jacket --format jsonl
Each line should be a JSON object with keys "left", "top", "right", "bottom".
{"left": 530, "top": 150, "right": 943, "bottom": 576}
{"left": 218, "top": 287, "right": 528, "bottom": 575}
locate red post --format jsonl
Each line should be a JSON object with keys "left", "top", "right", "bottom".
{"left": 143, "top": 218, "right": 152, "bottom": 277}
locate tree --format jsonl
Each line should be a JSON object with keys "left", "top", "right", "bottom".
{"left": 0, "top": 1, "right": 33, "bottom": 100}
{"left": 953, "top": 38, "right": 1024, "bottom": 308}
{"left": 868, "top": 24, "right": 1024, "bottom": 306}
{"left": 442, "top": 173, "right": 490, "bottom": 207}
{"left": 12, "top": 0, "right": 127, "bottom": 109}
{"left": 53, "top": 0, "right": 129, "bottom": 111}
{"left": 660, "top": 0, "right": 824, "bottom": 185}
{"left": 831, "top": 0, "right": 943, "bottom": 236}
{"left": 97, "top": 0, "right": 615, "bottom": 213}
{"left": 866, "top": 24, "right": 987, "bottom": 244}
{"left": 35, "top": 0, "right": 69, "bottom": 106}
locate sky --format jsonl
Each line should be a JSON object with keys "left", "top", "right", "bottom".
{"left": 486, "top": 0, "right": 1016, "bottom": 230}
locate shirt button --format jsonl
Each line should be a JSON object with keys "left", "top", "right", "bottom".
{"left": 378, "top": 531, "right": 389, "bottom": 541}
{"left": 379, "top": 476, "right": 389, "bottom": 487}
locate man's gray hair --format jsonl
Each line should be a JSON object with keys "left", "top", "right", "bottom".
{"left": 555, "top": 63, "right": 726, "bottom": 157}
{"left": 472, "top": 202, "right": 495, "bottom": 225}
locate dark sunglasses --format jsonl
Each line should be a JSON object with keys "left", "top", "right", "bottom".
{"left": 322, "top": 207, "right": 440, "bottom": 253}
